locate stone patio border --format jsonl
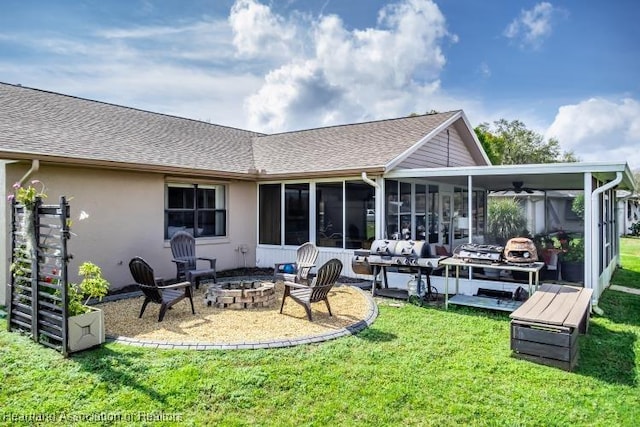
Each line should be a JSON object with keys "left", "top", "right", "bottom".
{"left": 105, "top": 285, "right": 378, "bottom": 350}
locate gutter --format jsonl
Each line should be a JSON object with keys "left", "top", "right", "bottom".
{"left": 361, "top": 172, "right": 379, "bottom": 189}
{"left": 18, "top": 159, "right": 40, "bottom": 185}
{"left": 590, "top": 171, "right": 622, "bottom": 315}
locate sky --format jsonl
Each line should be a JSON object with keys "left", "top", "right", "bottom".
{"left": 1, "top": 0, "right": 639, "bottom": 170}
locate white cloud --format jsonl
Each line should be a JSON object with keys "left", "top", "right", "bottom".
{"left": 504, "top": 2, "right": 559, "bottom": 49}
{"left": 545, "top": 97, "right": 640, "bottom": 170}
{"left": 229, "top": 0, "right": 299, "bottom": 60}
{"left": 233, "top": 0, "right": 457, "bottom": 132}
{"left": 0, "top": 17, "right": 262, "bottom": 129}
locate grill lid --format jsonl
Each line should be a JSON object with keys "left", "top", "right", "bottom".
{"left": 394, "top": 240, "right": 432, "bottom": 258}
{"left": 370, "top": 239, "right": 397, "bottom": 256}
{"left": 369, "top": 239, "right": 432, "bottom": 258}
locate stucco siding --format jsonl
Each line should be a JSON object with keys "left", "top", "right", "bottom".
{"left": 0, "top": 161, "right": 7, "bottom": 306}
{"left": 398, "top": 125, "right": 475, "bottom": 169}
{"left": 3, "top": 163, "right": 258, "bottom": 294}
{"left": 222, "top": 180, "right": 258, "bottom": 271}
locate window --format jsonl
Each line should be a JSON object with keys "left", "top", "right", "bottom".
{"left": 259, "top": 184, "right": 281, "bottom": 245}
{"left": 285, "top": 183, "right": 309, "bottom": 245}
{"left": 260, "top": 180, "right": 374, "bottom": 248}
{"left": 428, "top": 185, "right": 439, "bottom": 243}
{"left": 346, "top": 181, "right": 375, "bottom": 249}
{"left": 415, "top": 184, "right": 426, "bottom": 241}
{"left": 316, "top": 182, "right": 344, "bottom": 248}
{"left": 454, "top": 187, "right": 469, "bottom": 239}
{"left": 473, "top": 190, "right": 486, "bottom": 237}
{"left": 165, "top": 183, "right": 226, "bottom": 239}
{"left": 258, "top": 183, "right": 311, "bottom": 246}
{"left": 385, "top": 180, "right": 399, "bottom": 238}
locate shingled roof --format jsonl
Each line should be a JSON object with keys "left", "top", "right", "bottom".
{"left": 0, "top": 83, "right": 262, "bottom": 179}
{"left": 0, "top": 82, "right": 475, "bottom": 179}
{"left": 253, "top": 111, "right": 461, "bottom": 178}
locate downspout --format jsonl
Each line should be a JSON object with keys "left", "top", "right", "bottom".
{"left": 361, "top": 172, "right": 379, "bottom": 189}
{"left": 590, "top": 172, "right": 622, "bottom": 315}
{"left": 18, "top": 159, "right": 40, "bottom": 185}
{"left": 361, "top": 172, "right": 381, "bottom": 239}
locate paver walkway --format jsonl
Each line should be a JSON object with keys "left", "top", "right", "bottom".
{"left": 609, "top": 285, "right": 640, "bottom": 296}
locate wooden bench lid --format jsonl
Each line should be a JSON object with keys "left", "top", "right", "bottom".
{"left": 510, "top": 284, "right": 593, "bottom": 328}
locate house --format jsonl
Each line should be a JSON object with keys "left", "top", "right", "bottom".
{"left": 617, "top": 190, "right": 640, "bottom": 235}
{"left": 1, "top": 82, "right": 635, "bottom": 312}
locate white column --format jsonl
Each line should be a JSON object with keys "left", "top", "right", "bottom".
{"left": 583, "top": 173, "right": 593, "bottom": 292}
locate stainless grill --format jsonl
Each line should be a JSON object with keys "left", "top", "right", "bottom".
{"left": 452, "top": 243, "right": 504, "bottom": 264}
{"left": 352, "top": 239, "right": 443, "bottom": 299}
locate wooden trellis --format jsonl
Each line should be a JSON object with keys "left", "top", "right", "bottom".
{"left": 7, "top": 196, "right": 71, "bottom": 355}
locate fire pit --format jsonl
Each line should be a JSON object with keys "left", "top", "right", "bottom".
{"left": 205, "top": 280, "right": 276, "bottom": 309}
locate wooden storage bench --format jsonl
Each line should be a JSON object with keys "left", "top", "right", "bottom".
{"left": 509, "top": 284, "right": 593, "bottom": 371}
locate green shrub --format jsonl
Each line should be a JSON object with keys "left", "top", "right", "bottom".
{"left": 562, "top": 237, "right": 585, "bottom": 262}
{"left": 629, "top": 222, "right": 640, "bottom": 236}
{"left": 67, "top": 262, "right": 110, "bottom": 316}
{"left": 487, "top": 198, "right": 527, "bottom": 244}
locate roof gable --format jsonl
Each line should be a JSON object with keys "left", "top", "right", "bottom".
{"left": 251, "top": 111, "right": 466, "bottom": 177}
{"left": 388, "top": 111, "right": 490, "bottom": 171}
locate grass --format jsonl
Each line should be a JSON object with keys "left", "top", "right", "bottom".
{"left": 1, "top": 239, "right": 639, "bottom": 426}
{"left": 616, "top": 236, "right": 640, "bottom": 289}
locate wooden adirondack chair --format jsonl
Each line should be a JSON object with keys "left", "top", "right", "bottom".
{"left": 170, "top": 231, "right": 216, "bottom": 288}
{"left": 274, "top": 242, "right": 319, "bottom": 284}
{"left": 129, "top": 257, "right": 195, "bottom": 322}
{"left": 280, "top": 258, "right": 343, "bottom": 321}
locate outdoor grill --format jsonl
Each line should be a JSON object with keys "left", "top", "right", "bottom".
{"left": 352, "top": 239, "right": 442, "bottom": 299}
{"left": 452, "top": 243, "right": 504, "bottom": 264}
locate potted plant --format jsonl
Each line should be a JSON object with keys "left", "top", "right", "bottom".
{"left": 66, "top": 262, "right": 110, "bottom": 352}
{"left": 533, "top": 233, "right": 561, "bottom": 281}
{"left": 8, "top": 180, "right": 46, "bottom": 260}
{"left": 560, "top": 237, "right": 584, "bottom": 283}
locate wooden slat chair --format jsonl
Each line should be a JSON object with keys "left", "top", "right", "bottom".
{"left": 129, "top": 257, "right": 195, "bottom": 322}
{"left": 170, "top": 231, "right": 217, "bottom": 288}
{"left": 280, "top": 258, "right": 343, "bottom": 321}
{"left": 274, "top": 242, "right": 319, "bottom": 285}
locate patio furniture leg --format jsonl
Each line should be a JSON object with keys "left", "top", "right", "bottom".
{"left": 280, "top": 286, "right": 290, "bottom": 313}
{"left": 187, "top": 290, "right": 195, "bottom": 314}
{"left": 303, "top": 304, "right": 313, "bottom": 321}
{"left": 323, "top": 298, "right": 332, "bottom": 317}
{"left": 139, "top": 298, "right": 151, "bottom": 318}
{"left": 159, "top": 303, "right": 169, "bottom": 322}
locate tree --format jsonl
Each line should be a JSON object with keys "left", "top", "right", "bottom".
{"left": 474, "top": 119, "right": 578, "bottom": 165}
{"left": 474, "top": 123, "right": 503, "bottom": 165}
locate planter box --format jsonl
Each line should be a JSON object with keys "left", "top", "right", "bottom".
{"left": 68, "top": 307, "right": 105, "bottom": 353}
{"left": 511, "top": 320, "right": 579, "bottom": 371}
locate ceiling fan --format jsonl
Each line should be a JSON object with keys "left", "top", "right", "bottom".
{"left": 493, "top": 181, "right": 536, "bottom": 194}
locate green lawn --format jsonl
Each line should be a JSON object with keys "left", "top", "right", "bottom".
{"left": 617, "top": 236, "right": 640, "bottom": 289}
{"left": 1, "top": 238, "right": 639, "bottom": 426}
